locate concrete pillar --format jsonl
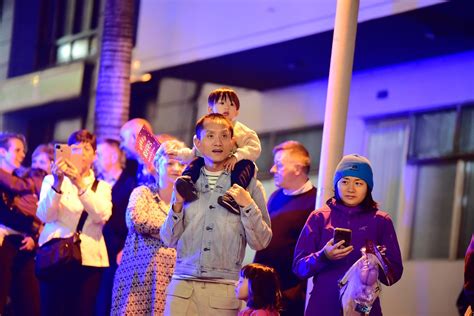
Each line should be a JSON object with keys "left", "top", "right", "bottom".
{"left": 308, "top": 0, "right": 360, "bottom": 308}
{"left": 316, "top": 0, "right": 360, "bottom": 209}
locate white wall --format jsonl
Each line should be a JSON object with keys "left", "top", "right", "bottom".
{"left": 382, "top": 260, "right": 464, "bottom": 316}
{"left": 192, "top": 50, "right": 474, "bottom": 150}
{"left": 133, "top": 0, "right": 443, "bottom": 76}
{"left": 257, "top": 50, "right": 474, "bottom": 153}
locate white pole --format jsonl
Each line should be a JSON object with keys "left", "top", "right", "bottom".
{"left": 307, "top": 0, "right": 360, "bottom": 308}
{"left": 317, "top": 0, "right": 360, "bottom": 209}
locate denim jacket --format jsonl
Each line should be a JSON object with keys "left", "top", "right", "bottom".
{"left": 160, "top": 169, "right": 272, "bottom": 280}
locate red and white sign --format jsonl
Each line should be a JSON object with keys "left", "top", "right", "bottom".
{"left": 135, "top": 126, "right": 161, "bottom": 167}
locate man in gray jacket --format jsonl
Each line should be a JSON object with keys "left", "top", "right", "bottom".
{"left": 161, "top": 113, "right": 272, "bottom": 316}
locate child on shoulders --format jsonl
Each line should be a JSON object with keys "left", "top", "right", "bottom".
{"left": 167, "top": 87, "right": 261, "bottom": 215}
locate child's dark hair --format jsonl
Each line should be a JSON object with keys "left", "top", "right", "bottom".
{"left": 195, "top": 113, "right": 234, "bottom": 140}
{"left": 208, "top": 87, "right": 240, "bottom": 110}
{"left": 240, "top": 263, "right": 282, "bottom": 311}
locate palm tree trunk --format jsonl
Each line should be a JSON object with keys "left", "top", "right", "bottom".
{"left": 94, "top": 0, "right": 135, "bottom": 140}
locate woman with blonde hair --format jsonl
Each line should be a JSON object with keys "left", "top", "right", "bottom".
{"left": 31, "top": 143, "right": 54, "bottom": 174}
{"left": 112, "top": 139, "right": 186, "bottom": 315}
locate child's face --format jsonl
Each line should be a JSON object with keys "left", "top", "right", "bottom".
{"left": 235, "top": 276, "right": 249, "bottom": 301}
{"left": 208, "top": 96, "right": 239, "bottom": 121}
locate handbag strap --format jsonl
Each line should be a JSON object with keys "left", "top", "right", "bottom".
{"left": 75, "top": 178, "right": 99, "bottom": 234}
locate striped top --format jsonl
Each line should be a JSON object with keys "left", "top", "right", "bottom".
{"left": 203, "top": 168, "right": 223, "bottom": 191}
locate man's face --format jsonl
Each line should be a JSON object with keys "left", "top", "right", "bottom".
{"left": 208, "top": 96, "right": 239, "bottom": 121}
{"left": 270, "top": 150, "right": 302, "bottom": 189}
{"left": 95, "top": 143, "right": 119, "bottom": 174}
{"left": 0, "top": 138, "right": 25, "bottom": 173}
{"left": 194, "top": 120, "right": 234, "bottom": 169}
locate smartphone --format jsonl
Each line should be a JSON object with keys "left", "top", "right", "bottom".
{"left": 54, "top": 144, "right": 82, "bottom": 170}
{"left": 334, "top": 227, "right": 352, "bottom": 248}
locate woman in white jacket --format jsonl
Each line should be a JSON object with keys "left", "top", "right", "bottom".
{"left": 37, "top": 130, "right": 112, "bottom": 316}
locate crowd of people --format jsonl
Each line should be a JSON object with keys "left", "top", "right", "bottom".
{"left": 2, "top": 86, "right": 451, "bottom": 316}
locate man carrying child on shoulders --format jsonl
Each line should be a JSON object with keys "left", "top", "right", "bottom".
{"left": 160, "top": 113, "right": 272, "bottom": 316}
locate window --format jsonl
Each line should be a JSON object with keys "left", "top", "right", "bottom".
{"left": 459, "top": 161, "right": 474, "bottom": 257}
{"left": 274, "top": 128, "right": 323, "bottom": 171}
{"left": 410, "top": 163, "right": 456, "bottom": 259}
{"left": 365, "top": 118, "right": 409, "bottom": 223}
{"left": 367, "top": 103, "right": 474, "bottom": 260}
{"left": 460, "top": 106, "right": 474, "bottom": 154}
{"left": 409, "top": 104, "right": 474, "bottom": 161}
{"left": 54, "top": 0, "right": 102, "bottom": 64}
{"left": 37, "top": 0, "right": 103, "bottom": 66}
{"left": 409, "top": 109, "right": 456, "bottom": 160}
{"left": 256, "top": 134, "right": 274, "bottom": 176}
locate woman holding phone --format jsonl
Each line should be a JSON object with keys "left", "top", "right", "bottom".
{"left": 292, "top": 154, "right": 403, "bottom": 316}
{"left": 111, "top": 139, "right": 186, "bottom": 315}
{"left": 37, "top": 130, "right": 112, "bottom": 316}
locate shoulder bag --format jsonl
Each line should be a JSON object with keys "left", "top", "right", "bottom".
{"left": 35, "top": 179, "right": 99, "bottom": 279}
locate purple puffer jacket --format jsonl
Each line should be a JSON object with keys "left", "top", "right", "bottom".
{"left": 292, "top": 199, "right": 403, "bottom": 316}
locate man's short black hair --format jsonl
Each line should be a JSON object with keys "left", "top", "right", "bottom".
{"left": 195, "top": 113, "right": 234, "bottom": 140}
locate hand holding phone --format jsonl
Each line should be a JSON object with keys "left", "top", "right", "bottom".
{"left": 54, "top": 144, "right": 70, "bottom": 162}
{"left": 54, "top": 144, "right": 82, "bottom": 171}
{"left": 334, "top": 227, "right": 352, "bottom": 248}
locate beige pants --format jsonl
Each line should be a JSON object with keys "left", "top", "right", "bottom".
{"left": 163, "top": 279, "right": 241, "bottom": 316}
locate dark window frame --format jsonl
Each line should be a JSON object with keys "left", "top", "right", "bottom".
{"left": 407, "top": 102, "right": 474, "bottom": 164}
{"left": 365, "top": 103, "right": 474, "bottom": 259}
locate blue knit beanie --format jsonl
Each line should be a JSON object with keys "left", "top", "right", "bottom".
{"left": 333, "top": 154, "right": 374, "bottom": 191}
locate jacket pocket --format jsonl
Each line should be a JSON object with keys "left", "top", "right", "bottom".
{"left": 235, "top": 233, "right": 244, "bottom": 266}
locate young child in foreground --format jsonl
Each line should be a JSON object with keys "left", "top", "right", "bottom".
{"left": 235, "top": 263, "right": 282, "bottom": 316}
{"left": 169, "top": 87, "right": 261, "bottom": 215}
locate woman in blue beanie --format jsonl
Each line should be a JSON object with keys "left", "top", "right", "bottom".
{"left": 292, "top": 154, "right": 403, "bottom": 315}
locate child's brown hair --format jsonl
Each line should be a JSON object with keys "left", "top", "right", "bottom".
{"left": 240, "top": 263, "right": 282, "bottom": 311}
